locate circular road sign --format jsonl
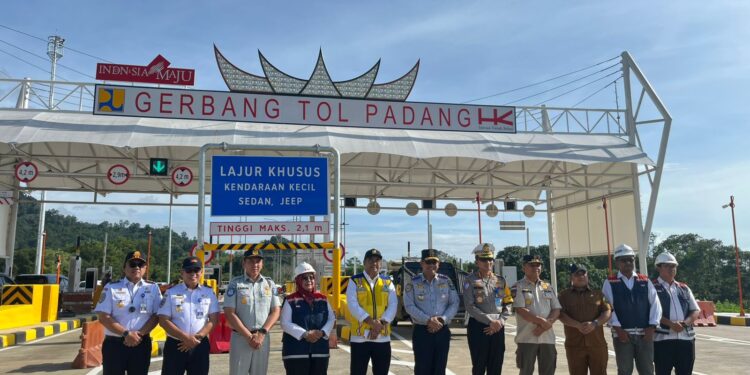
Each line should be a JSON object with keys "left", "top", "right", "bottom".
{"left": 107, "top": 164, "right": 130, "bottom": 185}
{"left": 15, "top": 161, "right": 39, "bottom": 183}
{"left": 171, "top": 166, "right": 193, "bottom": 187}
{"left": 189, "top": 243, "right": 216, "bottom": 264}
{"left": 323, "top": 243, "right": 346, "bottom": 263}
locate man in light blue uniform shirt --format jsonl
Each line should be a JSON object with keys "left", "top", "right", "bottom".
{"left": 158, "top": 256, "right": 220, "bottom": 375}
{"left": 95, "top": 250, "right": 162, "bottom": 375}
{"left": 404, "top": 248, "right": 460, "bottom": 375}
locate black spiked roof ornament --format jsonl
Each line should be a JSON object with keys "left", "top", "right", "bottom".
{"left": 215, "top": 45, "right": 419, "bottom": 101}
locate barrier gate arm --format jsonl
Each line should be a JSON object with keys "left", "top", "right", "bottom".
{"left": 196, "top": 143, "right": 342, "bottom": 311}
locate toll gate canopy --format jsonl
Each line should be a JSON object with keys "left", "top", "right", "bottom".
{"left": 0, "top": 51, "right": 671, "bottom": 288}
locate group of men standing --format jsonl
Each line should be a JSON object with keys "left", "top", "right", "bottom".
{"left": 394, "top": 242, "right": 699, "bottom": 375}
{"left": 95, "top": 241, "right": 699, "bottom": 375}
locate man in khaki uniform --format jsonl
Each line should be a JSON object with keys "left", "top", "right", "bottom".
{"left": 224, "top": 249, "right": 281, "bottom": 375}
{"left": 558, "top": 263, "right": 612, "bottom": 375}
{"left": 512, "top": 254, "right": 561, "bottom": 375}
{"left": 462, "top": 243, "right": 513, "bottom": 375}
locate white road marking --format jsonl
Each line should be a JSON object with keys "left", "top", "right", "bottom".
{"left": 0, "top": 328, "right": 81, "bottom": 352}
{"left": 696, "top": 333, "right": 750, "bottom": 346}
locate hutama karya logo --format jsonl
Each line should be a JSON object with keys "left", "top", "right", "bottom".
{"left": 97, "top": 87, "right": 125, "bottom": 112}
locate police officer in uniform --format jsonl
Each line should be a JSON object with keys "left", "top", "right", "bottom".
{"left": 462, "top": 243, "right": 513, "bottom": 375}
{"left": 346, "top": 248, "right": 398, "bottom": 375}
{"left": 95, "top": 250, "right": 162, "bottom": 375}
{"left": 512, "top": 254, "right": 561, "bottom": 375}
{"left": 602, "top": 244, "right": 662, "bottom": 375}
{"left": 403, "top": 249, "right": 460, "bottom": 375}
{"left": 224, "top": 249, "right": 281, "bottom": 375}
{"left": 558, "top": 263, "right": 612, "bottom": 375}
{"left": 158, "top": 257, "right": 220, "bottom": 375}
{"left": 652, "top": 252, "right": 699, "bottom": 375}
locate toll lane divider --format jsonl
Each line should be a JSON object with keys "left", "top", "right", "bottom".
{"left": 715, "top": 313, "right": 750, "bottom": 327}
{"left": 0, "top": 314, "right": 97, "bottom": 348}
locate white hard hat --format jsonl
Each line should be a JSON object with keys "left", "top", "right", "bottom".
{"left": 293, "top": 262, "right": 316, "bottom": 279}
{"left": 655, "top": 252, "right": 678, "bottom": 266}
{"left": 613, "top": 244, "right": 635, "bottom": 258}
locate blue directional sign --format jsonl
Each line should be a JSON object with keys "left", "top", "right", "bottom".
{"left": 211, "top": 155, "right": 329, "bottom": 216}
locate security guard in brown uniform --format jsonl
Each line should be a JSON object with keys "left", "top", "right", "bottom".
{"left": 462, "top": 243, "right": 513, "bottom": 375}
{"left": 558, "top": 263, "right": 612, "bottom": 375}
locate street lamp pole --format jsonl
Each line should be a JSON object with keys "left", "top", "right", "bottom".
{"left": 723, "top": 195, "right": 745, "bottom": 317}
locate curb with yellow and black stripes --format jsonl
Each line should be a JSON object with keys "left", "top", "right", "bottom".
{"left": 716, "top": 315, "right": 750, "bottom": 326}
{"left": 0, "top": 314, "right": 98, "bottom": 348}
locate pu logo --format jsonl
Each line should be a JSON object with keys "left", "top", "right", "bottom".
{"left": 97, "top": 88, "right": 125, "bottom": 112}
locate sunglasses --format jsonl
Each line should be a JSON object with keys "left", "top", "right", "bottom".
{"left": 128, "top": 262, "right": 146, "bottom": 268}
{"left": 424, "top": 259, "right": 438, "bottom": 265}
{"left": 300, "top": 275, "right": 315, "bottom": 281}
{"left": 184, "top": 269, "right": 201, "bottom": 274}
{"left": 478, "top": 258, "right": 494, "bottom": 263}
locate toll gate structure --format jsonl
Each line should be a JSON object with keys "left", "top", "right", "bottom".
{"left": 0, "top": 51, "right": 671, "bottom": 290}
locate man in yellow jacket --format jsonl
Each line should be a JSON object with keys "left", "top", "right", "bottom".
{"left": 346, "top": 248, "right": 398, "bottom": 375}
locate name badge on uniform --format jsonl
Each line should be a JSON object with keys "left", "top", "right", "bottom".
{"left": 476, "top": 295, "right": 484, "bottom": 303}
{"left": 417, "top": 294, "right": 425, "bottom": 301}
{"left": 196, "top": 310, "right": 204, "bottom": 319}
{"left": 140, "top": 302, "right": 148, "bottom": 314}
{"left": 241, "top": 296, "right": 248, "bottom": 305}
{"left": 523, "top": 289, "right": 532, "bottom": 306}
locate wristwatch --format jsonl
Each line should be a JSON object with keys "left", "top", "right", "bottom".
{"left": 437, "top": 317, "right": 446, "bottom": 325}
{"left": 592, "top": 319, "right": 599, "bottom": 327}
{"left": 257, "top": 328, "right": 268, "bottom": 334}
{"left": 121, "top": 330, "right": 129, "bottom": 338}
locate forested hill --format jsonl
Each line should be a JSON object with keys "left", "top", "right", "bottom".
{"left": 12, "top": 194, "right": 195, "bottom": 281}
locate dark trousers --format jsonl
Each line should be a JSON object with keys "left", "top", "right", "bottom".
{"left": 102, "top": 335, "right": 152, "bottom": 375}
{"left": 161, "top": 337, "right": 210, "bottom": 375}
{"left": 654, "top": 339, "right": 695, "bottom": 375}
{"left": 467, "top": 318, "right": 505, "bottom": 375}
{"left": 412, "top": 324, "right": 451, "bottom": 375}
{"left": 283, "top": 356, "right": 329, "bottom": 375}
{"left": 350, "top": 341, "right": 391, "bottom": 375}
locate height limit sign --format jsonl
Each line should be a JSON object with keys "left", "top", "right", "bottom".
{"left": 107, "top": 164, "right": 130, "bottom": 185}
{"left": 171, "top": 166, "right": 193, "bottom": 187}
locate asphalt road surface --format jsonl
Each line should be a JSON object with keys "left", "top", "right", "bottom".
{"left": 1, "top": 317, "right": 747, "bottom": 374}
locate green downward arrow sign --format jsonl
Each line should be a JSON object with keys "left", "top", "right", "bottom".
{"left": 153, "top": 160, "right": 165, "bottom": 173}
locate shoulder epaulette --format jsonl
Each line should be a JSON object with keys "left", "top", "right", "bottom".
{"left": 351, "top": 273, "right": 364, "bottom": 280}
{"left": 411, "top": 274, "right": 422, "bottom": 281}
{"left": 381, "top": 274, "right": 392, "bottom": 281}
{"left": 676, "top": 281, "right": 688, "bottom": 288}
{"left": 607, "top": 274, "right": 620, "bottom": 281}
{"left": 636, "top": 274, "right": 649, "bottom": 281}
{"left": 437, "top": 274, "right": 448, "bottom": 279}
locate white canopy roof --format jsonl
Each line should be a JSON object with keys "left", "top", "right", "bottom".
{"left": 0, "top": 109, "right": 651, "bottom": 203}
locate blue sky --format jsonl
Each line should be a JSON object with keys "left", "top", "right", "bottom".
{"left": 1, "top": 1, "right": 748, "bottom": 262}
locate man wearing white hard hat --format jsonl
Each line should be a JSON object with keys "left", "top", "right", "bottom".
{"left": 602, "top": 244, "right": 662, "bottom": 375}
{"left": 280, "top": 262, "right": 335, "bottom": 374}
{"left": 652, "top": 252, "right": 699, "bottom": 375}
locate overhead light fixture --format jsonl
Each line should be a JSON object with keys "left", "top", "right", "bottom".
{"left": 367, "top": 199, "right": 381, "bottom": 215}
{"left": 523, "top": 204, "right": 536, "bottom": 218}
{"left": 486, "top": 203, "right": 499, "bottom": 217}
{"left": 406, "top": 202, "right": 419, "bottom": 216}
{"left": 444, "top": 203, "right": 458, "bottom": 217}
